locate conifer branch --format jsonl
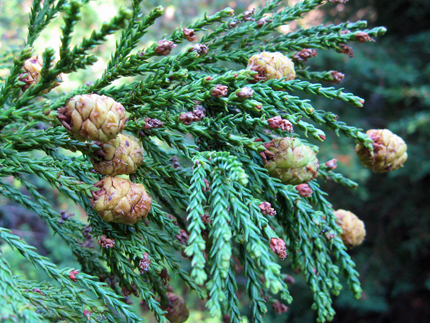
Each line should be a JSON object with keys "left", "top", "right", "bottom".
{"left": 60, "top": 0, "right": 83, "bottom": 60}
{"left": 223, "top": 265, "right": 242, "bottom": 323}
{"left": 308, "top": 182, "right": 362, "bottom": 299}
{"left": 71, "top": 7, "right": 132, "bottom": 58}
{"left": 185, "top": 159, "right": 209, "bottom": 285}
{"left": 0, "top": 47, "right": 32, "bottom": 109}
{"left": 318, "top": 164, "right": 359, "bottom": 189}
{"left": 267, "top": 27, "right": 387, "bottom": 53}
{"left": 0, "top": 228, "right": 141, "bottom": 322}
{"left": 0, "top": 256, "right": 43, "bottom": 322}
{"left": 269, "top": 79, "right": 365, "bottom": 107}
{"left": 27, "top": 0, "right": 68, "bottom": 46}
{"left": 240, "top": 245, "right": 267, "bottom": 323}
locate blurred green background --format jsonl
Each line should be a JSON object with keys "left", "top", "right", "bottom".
{"left": 1, "top": 0, "right": 429, "bottom": 322}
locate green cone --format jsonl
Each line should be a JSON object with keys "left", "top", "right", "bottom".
{"left": 265, "top": 137, "right": 319, "bottom": 185}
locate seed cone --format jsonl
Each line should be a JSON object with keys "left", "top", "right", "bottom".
{"left": 247, "top": 52, "right": 296, "bottom": 82}
{"left": 161, "top": 293, "right": 189, "bottom": 323}
{"left": 19, "top": 55, "right": 63, "bottom": 93}
{"left": 265, "top": 137, "right": 319, "bottom": 185}
{"left": 92, "top": 134, "right": 144, "bottom": 176}
{"left": 334, "top": 209, "right": 366, "bottom": 247}
{"left": 90, "top": 176, "right": 152, "bottom": 225}
{"left": 356, "top": 129, "right": 407, "bottom": 173}
{"left": 58, "top": 94, "right": 127, "bottom": 142}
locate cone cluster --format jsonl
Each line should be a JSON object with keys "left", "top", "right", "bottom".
{"left": 264, "top": 137, "right": 319, "bottom": 185}
{"left": 48, "top": 68, "right": 150, "bottom": 224}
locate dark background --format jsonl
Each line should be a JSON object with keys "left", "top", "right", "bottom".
{"left": 317, "top": 1, "right": 430, "bottom": 322}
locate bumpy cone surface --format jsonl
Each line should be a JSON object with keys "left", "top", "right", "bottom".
{"left": 92, "top": 134, "right": 144, "bottom": 176}
{"left": 247, "top": 51, "right": 296, "bottom": 81}
{"left": 161, "top": 293, "right": 189, "bottom": 323}
{"left": 356, "top": 129, "right": 407, "bottom": 173}
{"left": 90, "top": 176, "right": 152, "bottom": 225}
{"left": 58, "top": 94, "right": 127, "bottom": 142}
{"left": 265, "top": 137, "right": 319, "bottom": 185}
{"left": 19, "top": 55, "right": 62, "bottom": 93}
{"left": 334, "top": 209, "right": 366, "bottom": 247}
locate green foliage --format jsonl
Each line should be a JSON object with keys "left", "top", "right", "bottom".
{"left": 0, "top": 0, "right": 392, "bottom": 322}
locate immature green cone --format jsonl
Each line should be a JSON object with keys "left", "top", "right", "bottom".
{"left": 90, "top": 176, "right": 152, "bottom": 225}
{"left": 91, "top": 134, "right": 144, "bottom": 176}
{"left": 264, "top": 137, "right": 319, "bottom": 185}
{"left": 19, "top": 55, "right": 63, "bottom": 93}
{"left": 247, "top": 51, "right": 296, "bottom": 82}
{"left": 356, "top": 129, "right": 407, "bottom": 173}
{"left": 58, "top": 94, "right": 127, "bottom": 142}
{"left": 161, "top": 292, "right": 189, "bottom": 323}
{"left": 334, "top": 209, "right": 366, "bottom": 247}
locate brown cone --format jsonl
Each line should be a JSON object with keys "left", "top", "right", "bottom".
{"left": 356, "top": 129, "right": 407, "bottom": 173}
{"left": 334, "top": 209, "right": 366, "bottom": 247}
{"left": 90, "top": 176, "right": 152, "bottom": 225}
{"left": 91, "top": 134, "right": 144, "bottom": 176}
{"left": 58, "top": 94, "right": 127, "bottom": 142}
{"left": 19, "top": 55, "right": 63, "bottom": 94}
